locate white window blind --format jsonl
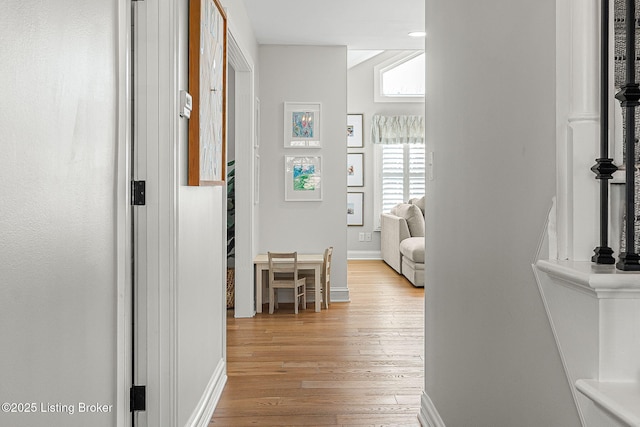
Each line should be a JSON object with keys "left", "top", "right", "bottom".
{"left": 374, "top": 143, "right": 426, "bottom": 229}
{"left": 371, "top": 114, "right": 425, "bottom": 230}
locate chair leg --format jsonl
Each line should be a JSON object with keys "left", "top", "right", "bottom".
{"left": 294, "top": 289, "right": 298, "bottom": 314}
{"left": 302, "top": 288, "right": 306, "bottom": 310}
{"left": 327, "top": 282, "right": 330, "bottom": 307}
{"left": 269, "top": 287, "right": 275, "bottom": 314}
{"left": 322, "top": 285, "right": 327, "bottom": 309}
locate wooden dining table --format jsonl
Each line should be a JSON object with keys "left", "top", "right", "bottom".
{"left": 253, "top": 253, "right": 324, "bottom": 313}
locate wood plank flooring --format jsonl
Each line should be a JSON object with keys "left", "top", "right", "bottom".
{"left": 210, "top": 260, "right": 425, "bottom": 426}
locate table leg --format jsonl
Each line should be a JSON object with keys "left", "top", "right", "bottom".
{"left": 255, "top": 264, "right": 263, "bottom": 313}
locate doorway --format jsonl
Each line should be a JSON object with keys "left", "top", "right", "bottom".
{"left": 227, "top": 32, "right": 257, "bottom": 318}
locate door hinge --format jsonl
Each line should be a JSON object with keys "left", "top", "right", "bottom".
{"left": 131, "top": 181, "right": 146, "bottom": 206}
{"left": 130, "top": 385, "right": 146, "bottom": 412}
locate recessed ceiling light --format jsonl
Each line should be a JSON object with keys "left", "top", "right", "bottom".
{"left": 408, "top": 31, "right": 427, "bottom": 38}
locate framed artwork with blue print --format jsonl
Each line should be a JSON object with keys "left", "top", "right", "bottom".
{"left": 284, "top": 102, "right": 322, "bottom": 148}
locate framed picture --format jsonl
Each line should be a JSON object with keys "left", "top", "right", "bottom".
{"left": 284, "top": 102, "right": 322, "bottom": 148}
{"left": 285, "top": 156, "right": 322, "bottom": 201}
{"left": 347, "top": 192, "right": 364, "bottom": 226}
{"left": 347, "top": 114, "right": 364, "bottom": 148}
{"left": 347, "top": 153, "right": 364, "bottom": 187}
{"left": 188, "top": 0, "right": 227, "bottom": 186}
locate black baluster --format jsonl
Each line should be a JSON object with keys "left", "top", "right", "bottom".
{"left": 593, "top": 0, "right": 618, "bottom": 264}
{"left": 615, "top": 0, "right": 640, "bottom": 270}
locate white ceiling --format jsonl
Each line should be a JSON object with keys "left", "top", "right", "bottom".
{"left": 242, "top": 0, "right": 426, "bottom": 51}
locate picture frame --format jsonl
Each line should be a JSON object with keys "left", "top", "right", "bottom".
{"left": 188, "top": 0, "right": 228, "bottom": 186}
{"left": 347, "top": 192, "right": 364, "bottom": 226}
{"left": 347, "top": 153, "right": 364, "bottom": 187}
{"left": 284, "top": 102, "right": 322, "bottom": 148}
{"left": 285, "top": 156, "right": 323, "bottom": 201}
{"left": 347, "top": 113, "right": 364, "bottom": 148}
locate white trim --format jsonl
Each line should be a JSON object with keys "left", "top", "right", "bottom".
{"left": 418, "top": 391, "right": 446, "bottom": 427}
{"left": 532, "top": 264, "right": 589, "bottom": 427}
{"left": 536, "top": 259, "right": 640, "bottom": 299}
{"left": 576, "top": 379, "right": 640, "bottom": 426}
{"left": 555, "top": 0, "right": 600, "bottom": 261}
{"left": 329, "top": 286, "right": 351, "bottom": 303}
{"left": 184, "top": 360, "right": 228, "bottom": 427}
{"left": 167, "top": 0, "right": 180, "bottom": 425}
{"left": 347, "top": 250, "right": 382, "bottom": 260}
{"left": 374, "top": 50, "right": 425, "bottom": 103}
{"left": 534, "top": 257, "right": 640, "bottom": 426}
{"left": 373, "top": 144, "right": 383, "bottom": 230}
{"left": 228, "top": 30, "right": 256, "bottom": 318}
{"left": 116, "top": 0, "right": 132, "bottom": 424}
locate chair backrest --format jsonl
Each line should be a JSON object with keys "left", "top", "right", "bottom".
{"left": 268, "top": 252, "right": 298, "bottom": 283}
{"left": 322, "top": 247, "right": 333, "bottom": 284}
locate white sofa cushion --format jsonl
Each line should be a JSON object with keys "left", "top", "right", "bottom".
{"left": 399, "top": 237, "right": 425, "bottom": 263}
{"left": 393, "top": 203, "right": 425, "bottom": 237}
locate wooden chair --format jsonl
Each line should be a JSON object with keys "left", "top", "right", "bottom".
{"left": 268, "top": 252, "right": 306, "bottom": 314}
{"left": 321, "top": 247, "right": 333, "bottom": 309}
{"left": 305, "top": 247, "right": 333, "bottom": 309}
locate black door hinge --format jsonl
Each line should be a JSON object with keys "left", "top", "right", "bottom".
{"left": 130, "top": 385, "right": 146, "bottom": 412}
{"left": 131, "top": 181, "right": 146, "bottom": 206}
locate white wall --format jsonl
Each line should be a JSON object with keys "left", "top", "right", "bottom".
{"left": 347, "top": 51, "right": 424, "bottom": 257}
{"left": 423, "top": 0, "right": 582, "bottom": 425}
{"left": 258, "top": 45, "right": 349, "bottom": 301}
{"left": 176, "top": 1, "right": 225, "bottom": 423}
{"left": 0, "top": 1, "right": 119, "bottom": 426}
{"left": 174, "top": 0, "right": 258, "bottom": 423}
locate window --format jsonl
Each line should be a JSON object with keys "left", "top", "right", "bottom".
{"left": 374, "top": 51, "right": 425, "bottom": 103}
{"left": 373, "top": 143, "right": 425, "bottom": 229}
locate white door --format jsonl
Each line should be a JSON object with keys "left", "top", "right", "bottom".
{"left": 131, "top": 0, "right": 179, "bottom": 425}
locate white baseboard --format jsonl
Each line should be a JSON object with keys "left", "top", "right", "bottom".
{"left": 347, "top": 250, "right": 382, "bottom": 260}
{"left": 329, "top": 286, "right": 350, "bottom": 303}
{"left": 185, "top": 359, "right": 227, "bottom": 427}
{"left": 418, "top": 391, "right": 446, "bottom": 427}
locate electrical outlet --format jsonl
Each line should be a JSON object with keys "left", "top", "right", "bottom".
{"left": 359, "top": 232, "right": 365, "bottom": 242}
{"left": 365, "top": 232, "right": 372, "bottom": 242}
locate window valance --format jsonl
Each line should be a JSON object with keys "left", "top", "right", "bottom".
{"left": 371, "top": 115, "right": 424, "bottom": 144}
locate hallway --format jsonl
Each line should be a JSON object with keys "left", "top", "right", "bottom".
{"left": 210, "top": 260, "right": 424, "bottom": 426}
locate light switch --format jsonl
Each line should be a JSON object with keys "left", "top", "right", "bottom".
{"left": 180, "top": 90, "right": 192, "bottom": 118}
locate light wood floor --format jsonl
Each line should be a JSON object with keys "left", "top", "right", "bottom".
{"left": 209, "top": 260, "right": 425, "bottom": 426}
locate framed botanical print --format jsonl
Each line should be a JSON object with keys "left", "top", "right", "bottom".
{"left": 347, "top": 153, "right": 364, "bottom": 187}
{"left": 347, "top": 114, "right": 364, "bottom": 148}
{"left": 347, "top": 192, "right": 364, "bottom": 226}
{"left": 284, "top": 102, "right": 322, "bottom": 148}
{"left": 188, "top": 0, "right": 227, "bottom": 186}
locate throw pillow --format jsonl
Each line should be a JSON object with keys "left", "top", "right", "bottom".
{"left": 394, "top": 203, "right": 425, "bottom": 237}
{"left": 390, "top": 203, "right": 402, "bottom": 216}
{"left": 409, "top": 196, "right": 426, "bottom": 216}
